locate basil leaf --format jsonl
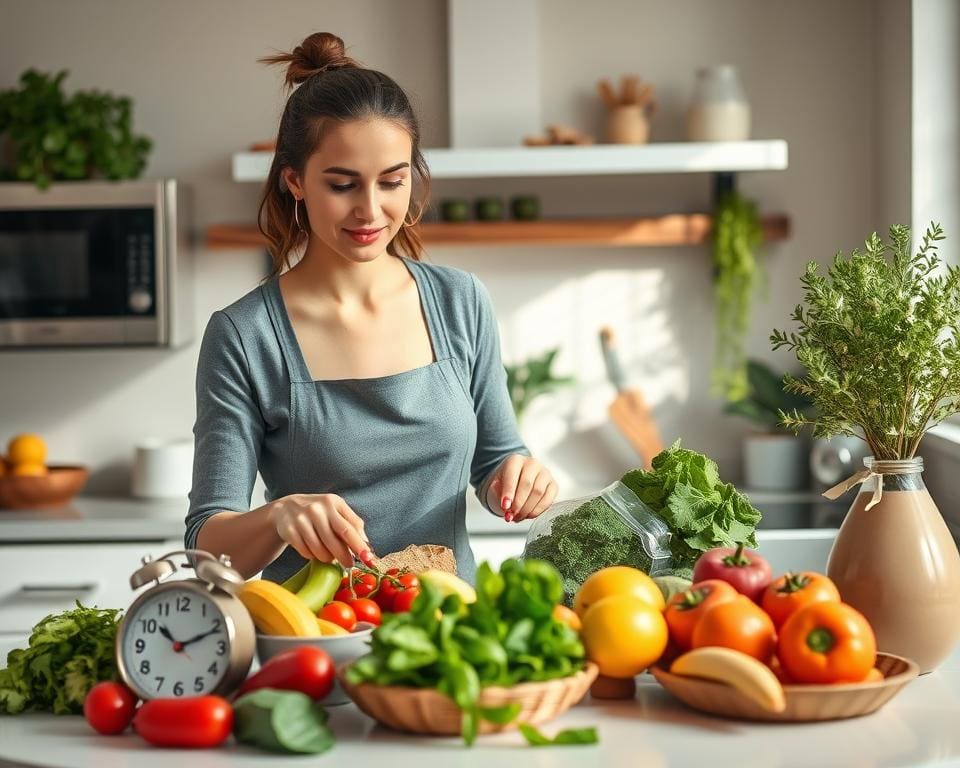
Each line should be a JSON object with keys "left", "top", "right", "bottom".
{"left": 518, "top": 723, "right": 599, "bottom": 746}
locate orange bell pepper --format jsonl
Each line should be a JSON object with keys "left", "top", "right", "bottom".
{"left": 761, "top": 571, "right": 841, "bottom": 630}
{"left": 777, "top": 601, "right": 876, "bottom": 684}
{"left": 691, "top": 595, "right": 777, "bottom": 663}
{"left": 665, "top": 579, "right": 738, "bottom": 650}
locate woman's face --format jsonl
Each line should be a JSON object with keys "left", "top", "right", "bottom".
{"left": 283, "top": 118, "right": 413, "bottom": 265}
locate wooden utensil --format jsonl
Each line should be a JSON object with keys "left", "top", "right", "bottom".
{"left": 599, "top": 327, "right": 663, "bottom": 468}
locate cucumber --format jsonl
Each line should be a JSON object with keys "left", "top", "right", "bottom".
{"left": 233, "top": 689, "right": 334, "bottom": 754}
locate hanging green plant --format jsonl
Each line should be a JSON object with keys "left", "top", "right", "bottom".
{"left": 712, "top": 189, "right": 764, "bottom": 402}
{"left": 0, "top": 69, "right": 152, "bottom": 190}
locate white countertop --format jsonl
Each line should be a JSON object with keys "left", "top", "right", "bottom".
{"left": 1, "top": 647, "right": 958, "bottom": 768}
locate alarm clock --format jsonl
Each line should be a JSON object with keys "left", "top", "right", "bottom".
{"left": 115, "top": 549, "right": 255, "bottom": 700}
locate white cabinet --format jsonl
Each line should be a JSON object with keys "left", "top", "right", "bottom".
{"left": 0, "top": 541, "right": 183, "bottom": 634}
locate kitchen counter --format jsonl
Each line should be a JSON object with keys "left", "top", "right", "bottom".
{"left": 1, "top": 646, "right": 959, "bottom": 768}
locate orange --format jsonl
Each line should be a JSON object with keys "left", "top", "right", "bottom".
{"left": 552, "top": 604, "right": 582, "bottom": 631}
{"left": 574, "top": 566, "right": 665, "bottom": 618}
{"left": 12, "top": 463, "right": 48, "bottom": 477}
{"left": 7, "top": 434, "right": 47, "bottom": 466}
{"left": 692, "top": 595, "right": 778, "bottom": 663}
{"left": 580, "top": 594, "right": 668, "bottom": 678}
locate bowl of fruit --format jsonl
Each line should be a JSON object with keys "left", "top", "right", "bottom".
{"left": 239, "top": 559, "right": 432, "bottom": 705}
{"left": 0, "top": 434, "right": 89, "bottom": 510}
{"left": 649, "top": 546, "right": 920, "bottom": 722}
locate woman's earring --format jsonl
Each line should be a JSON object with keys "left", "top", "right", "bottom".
{"left": 294, "top": 198, "right": 305, "bottom": 233}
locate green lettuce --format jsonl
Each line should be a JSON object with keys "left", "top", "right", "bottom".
{"left": 0, "top": 602, "right": 123, "bottom": 714}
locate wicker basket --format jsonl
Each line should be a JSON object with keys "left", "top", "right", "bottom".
{"left": 339, "top": 662, "right": 598, "bottom": 735}
{"left": 651, "top": 652, "right": 918, "bottom": 722}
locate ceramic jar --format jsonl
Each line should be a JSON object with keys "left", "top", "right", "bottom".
{"left": 826, "top": 457, "right": 960, "bottom": 673}
{"left": 686, "top": 65, "right": 751, "bottom": 142}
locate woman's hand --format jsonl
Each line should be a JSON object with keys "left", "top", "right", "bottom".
{"left": 267, "top": 493, "right": 375, "bottom": 566}
{"left": 486, "top": 455, "right": 558, "bottom": 523}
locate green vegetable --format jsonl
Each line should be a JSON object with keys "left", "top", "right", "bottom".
{"left": 233, "top": 689, "right": 334, "bottom": 755}
{"left": 344, "top": 558, "right": 587, "bottom": 746}
{"left": 772, "top": 222, "right": 960, "bottom": 460}
{"left": 621, "top": 441, "right": 762, "bottom": 576}
{"left": 0, "top": 602, "right": 123, "bottom": 715}
{"left": 525, "top": 442, "right": 762, "bottom": 600}
{"left": 518, "top": 723, "right": 599, "bottom": 746}
{"left": 0, "top": 69, "right": 152, "bottom": 190}
{"left": 293, "top": 560, "right": 343, "bottom": 612}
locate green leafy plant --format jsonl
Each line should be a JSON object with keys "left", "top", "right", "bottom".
{"left": 344, "top": 558, "right": 588, "bottom": 746}
{"left": 712, "top": 190, "right": 764, "bottom": 402}
{"left": 771, "top": 223, "right": 960, "bottom": 459}
{"left": 0, "top": 69, "right": 152, "bottom": 190}
{"left": 505, "top": 347, "right": 574, "bottom": 421}
{"left": 723, "top": 359, "right": 813, "bottom": 432}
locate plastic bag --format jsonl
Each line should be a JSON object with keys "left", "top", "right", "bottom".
{"left": 522, "top": 481, "right": 673, "bottom": 606}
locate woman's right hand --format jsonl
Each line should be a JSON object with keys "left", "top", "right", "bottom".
{"left": 267, "top": 493, "right": 375, "bottom": 567}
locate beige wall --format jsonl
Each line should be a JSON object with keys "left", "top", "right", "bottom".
{"left": 0, "top": 0, "right": 905, "bottom": 497}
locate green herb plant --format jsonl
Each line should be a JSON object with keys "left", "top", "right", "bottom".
{"left": 505, "top": 347, "right": 575, "bottom": 421}
{"left": 524, "top": 442, "right": 762, "bottom": 594}
{"left": 0, "top": 69, "right": 152, "bottom": 190}
{"left": 771, "top": 223, "right": 960, "bottom": 459}
{"left": 713, "top": 190, "right": 764, "bottom": 402}
{"left": 344, "top": 558, "right": 593, "bottom": 746}
{"left": 0, "top": 602, "right": 123, "bottom": 714}
{"left": 723, "top": 359, "right": 813, "bottom": 433}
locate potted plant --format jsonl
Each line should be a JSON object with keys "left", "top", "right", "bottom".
{"left": 504, "top": 347, "right": 574, "bottom": 423}
{"left": 0, "top": 69, "right": 152, "bottom": 189}
{"left": 712, "top": 189, "right": 764, "bottom": 402}
{"left": 724, "top": 359, "right": 813, "bottom": 491}
{"left": 771, "top": 222, "right": 960, "bottom": 673}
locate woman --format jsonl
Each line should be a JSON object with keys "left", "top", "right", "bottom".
{"left": 185, "top": 32, "right": 558, "bottom": 584}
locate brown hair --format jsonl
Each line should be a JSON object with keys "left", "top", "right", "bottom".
{"left": 257, "top": 32, "right": 430, "bottom": 277}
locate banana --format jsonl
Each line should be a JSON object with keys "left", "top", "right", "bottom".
{"left": 417, "top": 569, "right": 477, "bottom": 603}
{"left": 240, "top": 580, "right": 322, "bottom": 637}
{"left": 670, "top": 647, "right": 786, "bottom": 713}
{"left": 316, "top": 617, "right": 349, "bottom": 636}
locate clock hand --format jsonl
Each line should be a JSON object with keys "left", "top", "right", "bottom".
{"left": 159, "top": 623, "right": 192, "bottom": 658}
{"left": 180, "top": 625, "right": 220, "bottom": 648}
{"left": 158, "top": 624, "right": 177, "bottom": 643}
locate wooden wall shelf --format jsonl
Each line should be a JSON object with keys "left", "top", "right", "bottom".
{"left": 205, "top": 213, "right": 790, "bottom": 250}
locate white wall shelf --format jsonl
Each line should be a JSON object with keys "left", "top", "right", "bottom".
{"left": 231, "top": 140, "right": 788, "bottom": 182}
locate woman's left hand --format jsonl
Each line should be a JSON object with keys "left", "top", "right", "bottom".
{"left": 486, "top": 455, "right": 558, "bottom": 523}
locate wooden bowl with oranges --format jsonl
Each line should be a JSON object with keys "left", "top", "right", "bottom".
{"left": 0, "top": 434, "right": 88, "bottom": 510}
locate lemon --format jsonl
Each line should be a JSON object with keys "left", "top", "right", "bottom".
{"left": 7, "top": 434, "right": 47, "bottom": 467}
{"left": 581, "top": 595, "right": 668, "bottom": 678}
{"left": 12, "top": 463, "right": 48, "bottom": 477}
{"left": 574, "top": 565, "right": 665, "bottom": 617}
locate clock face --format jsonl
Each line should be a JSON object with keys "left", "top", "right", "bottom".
{"left": 120, "top": 585, "right": 231, "bottom": 699}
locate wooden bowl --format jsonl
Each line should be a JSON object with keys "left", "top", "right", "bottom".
{"left": 339, "top": 662, "right": 598, "bottom": 735}
{"left": 0, "top": 465, "right": 89, "bottom": 509}
{"left": 651, "top": 652, "right": 918, "bottom": 722}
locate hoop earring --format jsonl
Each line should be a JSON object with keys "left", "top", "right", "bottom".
{"left": 293, "top": 198, "right": 305, "bottom": 233}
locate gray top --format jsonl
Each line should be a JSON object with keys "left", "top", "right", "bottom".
{"left": 184, "top": 257, "right": 528, "bottom": 584}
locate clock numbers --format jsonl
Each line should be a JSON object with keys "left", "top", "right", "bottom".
{"left": 135, "top": 639, "right": 145, "bottom": 653}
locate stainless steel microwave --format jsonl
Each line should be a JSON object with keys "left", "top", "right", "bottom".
{"left": 0, "top": 179, "right": 192, "bottom": 347}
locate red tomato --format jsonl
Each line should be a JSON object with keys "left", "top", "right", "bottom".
{"left": 397, "top": 572, "right": 420, "bottom": 590}
{"left": 350, "top": 573, "right": 377, "bottom": 598}
{"left": 348, "top": 597, "right": 382, "bottom": 626}
{"left": 693, "top": 544, "right": 773, "bottom": 603}
{"left": 334, "top": 587, "right": 355, "bottom": 603}
{"left": 237, "top": 645, "right": 334, "bottom": 700}
{"left": 320, "top": 600, "right": 357, "bottom": 632}
{"left": 84, "top": 681, "right": 138, "bottom": 735}
{"left": 133, "top": 696, "right": 233, "bottom": 748}
{"left": 374, "top": 569, "right": 404, "bottom": 611}
{"left": 392, "top": 587, "right": 420, "bottom": 613}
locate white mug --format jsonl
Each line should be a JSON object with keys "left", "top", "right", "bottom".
{"left": 131, "top": 438, "right": 194, "bottom": 499}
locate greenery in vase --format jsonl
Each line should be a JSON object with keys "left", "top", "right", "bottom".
{"left": 771, "top": 223, "right": 960, "bottom": 459}
{"left": 712, "top": 190, "right": 764, "bottom": 402}
{"left": 505, "top": 347, "right": 574, "bottom": 421}
{"left": 0, "top": 69, "right": 152, "bottom": 190}
{"left": 723, "top": 359, "right": 813, "bottom": 433}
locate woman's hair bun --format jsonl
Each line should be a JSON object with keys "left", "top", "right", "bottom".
{"left": 259, "top": 32, "right": 360, "bottom": 89}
